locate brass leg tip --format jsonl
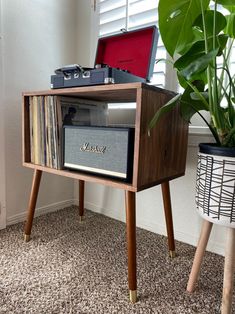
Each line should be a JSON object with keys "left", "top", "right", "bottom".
{"left": 129, "top": 290, "right": 137, "bottom": 303}
{"left": 79, "top": 216, "right": 84, "bottom": 223}
{"left": 169, "top": 250, "right": 176, "bottom": 258}
{"left": 24, "top": 234, "right": 30, "bottom": 242}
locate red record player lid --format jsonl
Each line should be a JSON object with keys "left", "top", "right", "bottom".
{"left": 95, "top": 26, "right": 158, "bottom": 81}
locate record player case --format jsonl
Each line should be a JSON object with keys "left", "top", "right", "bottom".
{"left": 22, "top": 82, "right": 188, "bottom": 303}
{"left": 51, "top": 26, "right": 158, "bottom": 88}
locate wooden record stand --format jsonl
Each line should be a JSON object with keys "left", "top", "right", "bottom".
{"left": 22, "top": 82, "right": 188, "bottom": 303}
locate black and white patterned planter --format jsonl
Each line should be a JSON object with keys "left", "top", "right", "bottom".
{"left": 195, "top": 143, "right": 235, "bottom": 226}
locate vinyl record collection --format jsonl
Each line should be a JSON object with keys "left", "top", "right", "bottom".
{"left": 29, "top": 96, "right": 108, "bottom": 169}
{"left": 29, "top": 96, "right": 63, "bottom": 169}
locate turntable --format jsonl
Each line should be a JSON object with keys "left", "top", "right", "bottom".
{"left": 51, "top": 25, "right": 158, "bottom": 89}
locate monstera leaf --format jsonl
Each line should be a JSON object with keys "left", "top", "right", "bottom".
{"left": 158, "top": 0, "right": 210, "bottom": 57}
{"left": 193, "top": 10, "right": 227, "bottom": 36}
{"left": 180, "top": 48, "right": 219, "bottom": 81}
{"left": 148, "top": 94, "right": 181, "bottom": 133}
{"left": 174, "top": 35, "right": 227, "bottom": 70}
{"left": 180, "top": 83, "right": 208, "bottom": 122}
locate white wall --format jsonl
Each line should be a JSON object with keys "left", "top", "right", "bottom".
{"left": 75, "top": 0, "right": 100, "bottom": 66}
{"left": 0, "top": 0, "right": 6, "bottom": 229}
{"left": 76, "top": 0, "right": 93, "bottom": 67}
{"left": 2, "top": 0, "right": 77, "bottom": 224}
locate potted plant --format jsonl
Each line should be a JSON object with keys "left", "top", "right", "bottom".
{"left": 149, "top": 0, "right": 235, "bottom": 226}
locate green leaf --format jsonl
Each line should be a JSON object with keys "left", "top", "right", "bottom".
{"left": 225, "top": 13, "right": 235, "bottom": 38}
{"left": 174, "top": 36, "right": 227, "bottom": 72}
{"left": 180, "top": 82, "right": 208, "bottom": 122}
{"left": 194, "top": 10, "right": 227, "bottom": 36}
{"left": 214, "top": 0, "right": 235, "bottom": 5}
{"left": 224, "top": 6, "right": 235, "bottom": 13}
{"left": 177, "top": 72, "right": 188, "bottom": 89}
{"left": 216, "top": 35, "right": 229, "bottom": 54}
{"left": 148, "top": 94, "right": 181, "bottom": 134}
{"left": 158, "top": 0, "right": 210, "bottom": 57}
{"left": 180, "top": 48, "right": 219, "bottom": 81}
{"left": 180, "top": 100, "right": 203, "bottom": 123}
{"left": 190, "top": 91, "right": 209, "bottom": 100}
{"left": 177, "top": 70, "right": 208, "bottom": 88}
{"left": 174, "top": 41, "right": 205, "bottom": 70}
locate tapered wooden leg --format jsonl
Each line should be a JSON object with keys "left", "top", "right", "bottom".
{"left": 125, "top": 190, "right": 137, "bottom": 303}
{"left": 221, "top": 228, "right": 235, "bottom": 314}
{"left": 24, "top": 169, "right": 42, "bottom": 241}
{"left": 187, "top": 220, "right": 213, "bottom": 293}
{"left": 79, "top": 180, "right": 85, "bottom": 222}
{"left": 161, "top": 181, "right": 175, "bottom": 257}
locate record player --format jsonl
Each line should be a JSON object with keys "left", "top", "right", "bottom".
{"left": 51, "top": 25, "right": 158, "bottom": 89}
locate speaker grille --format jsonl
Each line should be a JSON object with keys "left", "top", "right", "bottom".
{"left": 63, "top": 126, "right": 134, "bottom": 180}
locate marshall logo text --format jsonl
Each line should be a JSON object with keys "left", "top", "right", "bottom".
{"left": 80, "top": 142, "right": 107, "bottom": 154}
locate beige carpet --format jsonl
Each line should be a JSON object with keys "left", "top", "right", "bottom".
{"left": 0, "top": 206, "right": 230, "bottom": 313}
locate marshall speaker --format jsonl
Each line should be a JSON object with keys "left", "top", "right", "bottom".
{"left": 63, "top": 126, "right": 134, "bottom": 181}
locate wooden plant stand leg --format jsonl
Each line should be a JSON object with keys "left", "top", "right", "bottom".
{"left": 79, "top": 180, "right": 85, "bottom": 222}
{"left": 187, "top": 219, "right": 213, "bottom": 293}
{"left": 24, "top": 169, "right": 42, "bottom": 242}
{"left": 161, "top": 181, "right": 175, "bottom": 258}
{"left": 125, "top": 190, "right": 137, "bottom": 303}
{"left": 221, "top": 228, "right": 235, "bottom": 314}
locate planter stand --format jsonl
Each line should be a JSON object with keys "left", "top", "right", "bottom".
{"left": 187, "top": 144, "right": 235, "bottom": 314}
{"left": 187, "top": 222, "right": 235, "bottom": 314}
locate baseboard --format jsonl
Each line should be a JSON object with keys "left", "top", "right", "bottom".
{"left": 84, "top": 200, "right": 125, "bottom": 222}
{"left": 6, "top": 199, "right": 75, "bottom": 226}
{"left": 83, "top": 200, "right": 225, "bottom": 256}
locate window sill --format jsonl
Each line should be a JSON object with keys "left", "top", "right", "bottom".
{"left": 188, "top": 126, "right": 214, "bottom": 147}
